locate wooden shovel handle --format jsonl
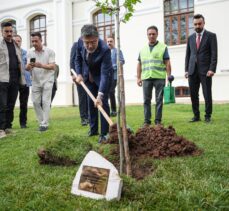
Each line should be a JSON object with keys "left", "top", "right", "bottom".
{"left": 70, "top": 69, "right": 114, "bottom": 126}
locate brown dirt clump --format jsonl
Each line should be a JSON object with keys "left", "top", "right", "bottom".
{"left": 37, "top": 148, "right": 76, "bottom": 166}
{"left": 130, "top": 125, "right": 202, "bottom": 158}
{"left": 108, "top": 123, "right": 135, "bottom": 144}
{"left": 107, "top": 124, "right": 202, "bottom": 180}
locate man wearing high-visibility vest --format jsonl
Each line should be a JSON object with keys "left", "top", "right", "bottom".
{"left": 137, "top": 25, "right": 171, "bottom": 126}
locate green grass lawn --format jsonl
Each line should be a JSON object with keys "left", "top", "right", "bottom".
{"left": 0, "top": 104, "right": 229, "bottom": 210}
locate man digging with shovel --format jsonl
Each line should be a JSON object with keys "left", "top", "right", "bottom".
{"left": 73, "top": 24, "right": 113, "bottom": 143}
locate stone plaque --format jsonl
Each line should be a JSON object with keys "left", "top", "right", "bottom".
{"left": 71, "top": 151, "right": 122, "bottom": 200}
{"left": 78, "top": 165, "right": 110, "bottom": 195}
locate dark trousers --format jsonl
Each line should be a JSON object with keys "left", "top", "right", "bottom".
{"left": 19, "top": 85, "right": 30, "bottom": 126}
{"left": 0, "top": 82, "right": 19, "bottom": 130}
{"left": 86, "top": 81, "right": 110, "bottom": 135}
{"left": 76, "top": 83, "right": 88, "bottom": 120}
{"left": 143, "top": 79, "right": 165, "bottom": 124}
{"left": 109, "top": 79, "right": 117, "bottom": 112}
{"left": 188, "top": 69, "right": 212, "bottom": 118}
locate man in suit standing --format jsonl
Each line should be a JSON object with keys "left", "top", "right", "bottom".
{"left": 74, "top": 24, "right": 113, "bottom": 143}
{"left": 185, "top": 14, "right": 217, "bottom": 123}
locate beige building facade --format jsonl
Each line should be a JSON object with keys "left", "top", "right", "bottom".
{"left": 0, "top": 0, "right": 228, "bottom": 106}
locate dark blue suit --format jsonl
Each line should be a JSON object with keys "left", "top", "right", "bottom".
{"left": 75, "top": 38, "right": 113, "bottom": 135}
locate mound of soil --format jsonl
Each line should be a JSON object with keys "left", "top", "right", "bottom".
{"left": 107, "top": 125, "right": 202, "bottom": 179}
{"left": 130, "top": 125, "right": 202, "bottom": 158}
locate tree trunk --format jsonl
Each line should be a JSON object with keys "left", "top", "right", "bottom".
{"left": 115, "top": 1, "right": 124, "bottom": 174}
{"left": 115, "top": 0, "right": 132, "bottom": 176}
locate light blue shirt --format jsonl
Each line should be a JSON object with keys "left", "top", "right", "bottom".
{"left": 21, "top": 49, "right": 32, "bottom": 87}
{"left": 111, "top": 48, "right": 125, "bottom": 80}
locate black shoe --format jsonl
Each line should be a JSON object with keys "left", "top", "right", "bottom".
{"left": 189, "top": 117, "right": 201, "bottom": 122}
{"left": 205, "top": 117, "right": 211, "bottom": 123}
{"left": 110, "top": 111, "right": 117, "bottom": 117}
{"left": 98, "top": 135, "right": 108, "bottom": 143}
{"left": 88, "top": 131, "right": 99, "bottom": 137}
{"left": 20, "top": 124, "right": 27, "bottom": 129}
{"left": 81, "top": 119, "right": 88, "bottom": 126}
{"left": 39, "top": 126, "right": 48, "bottom": 132}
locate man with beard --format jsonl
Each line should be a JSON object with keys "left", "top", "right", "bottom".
{"left": 0, "top": 22, "right": 25, "bottom": 139}
{"left": 74, "top": 24, "right": 113, "bottom": 143}
{"left": 106, "top": 36, "right": 125, "bottom": 117}
{"left": 185, "top": 14, "right": 218, "bottom": 123}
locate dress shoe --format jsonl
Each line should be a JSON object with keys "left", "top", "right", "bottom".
{"left": 205, "top": 117, "right": 211, "bottom": 123}
{"left": 189, "top": 117, "right": 201, "bottom": 122}
{"left": 81, "top": 119, "right": 88, "bottom": 126}
{"left": 98, "top": 135, "right": 108, "bottom": 143}
{"left": 88, "top": 131, "right": 99, "bottom": 137}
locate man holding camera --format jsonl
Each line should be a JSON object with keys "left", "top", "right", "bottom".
{"left": 26, "top": 32, "right": 55, "bottom": 132}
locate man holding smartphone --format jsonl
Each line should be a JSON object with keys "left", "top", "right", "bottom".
{"left": 26, "top": 32, "right": 56, "bottom": 132}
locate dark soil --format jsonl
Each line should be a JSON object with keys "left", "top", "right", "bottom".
{"left": 37, "top": 148, "right": 76, "bottom": 166}
{"left": 107, "top": 124, "right": 203, "bottom": 180}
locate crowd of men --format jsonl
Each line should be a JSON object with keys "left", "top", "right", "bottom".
{"left": 0, "top": 13, "right": 218, "bottom": 143}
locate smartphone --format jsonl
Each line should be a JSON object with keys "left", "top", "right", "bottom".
{"left": 30, "top": 58, "right": 36, "bottom": 63}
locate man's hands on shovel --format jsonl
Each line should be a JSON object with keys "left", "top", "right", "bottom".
{"left": 95, "top": 93, "right": 103, "bottom": 107}
{"left": 72, "top": 74, "right": 83, "bottom": 84}
{"left": 72, "top": 73, "right": 103, "bottom": 107}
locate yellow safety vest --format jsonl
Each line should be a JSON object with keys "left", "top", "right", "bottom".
{"left": 140, "top": 42, "right": 167, "bottom": 80}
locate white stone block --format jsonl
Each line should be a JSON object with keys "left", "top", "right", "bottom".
{"left": 71, "top": 151, "right": 122, "bottom": 201}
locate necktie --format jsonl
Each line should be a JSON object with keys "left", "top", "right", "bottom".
{"left": 196, "top": 34, "right": 201, "bottom": 50}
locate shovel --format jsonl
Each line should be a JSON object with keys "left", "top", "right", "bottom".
{"left": 70, "top": 69, "right": 114, "bottom": 126}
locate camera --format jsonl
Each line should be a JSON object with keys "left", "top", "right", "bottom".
{"left": 30, "top": 58, "right": 36, "bottom": 63}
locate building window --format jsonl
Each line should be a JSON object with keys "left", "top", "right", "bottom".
{"left": 175, "top": 86, "right": 190, "bottom": 97}
{"left": 93, "top": 10, "right": 115, "bottom": 40}
{"left": 30, "top": 15, "right": 47, "bottom": 46}
{"left": 164, "top": 0, "right": 194, "bottom": 46}
{"left": 1, "top": 19, "right": 17, "bottom": 35}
